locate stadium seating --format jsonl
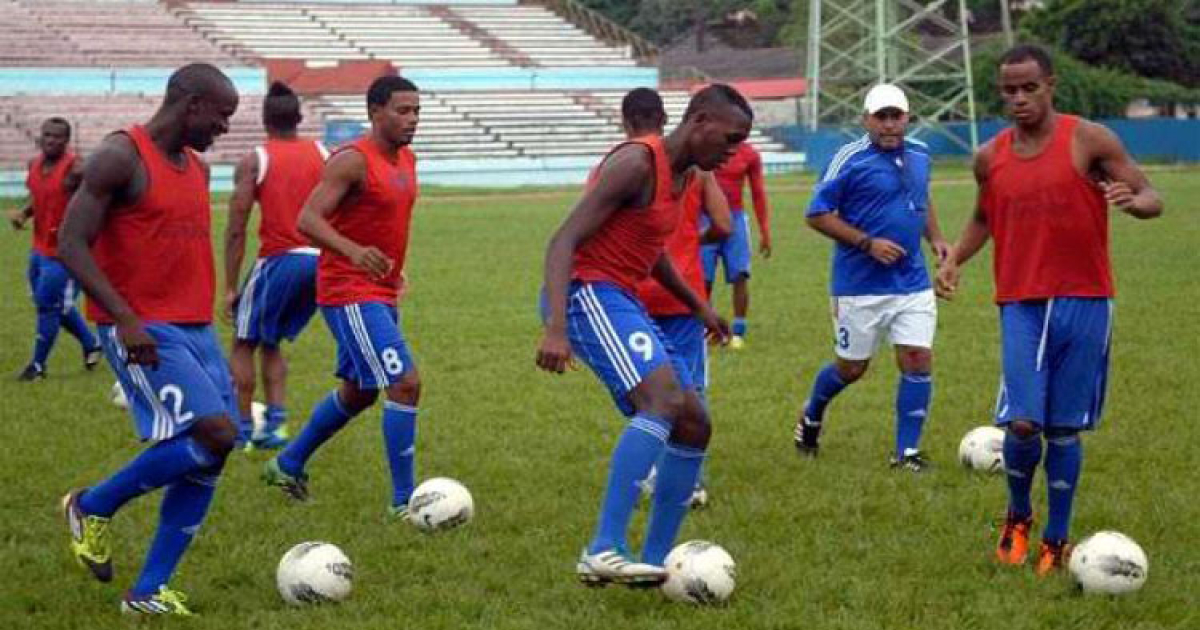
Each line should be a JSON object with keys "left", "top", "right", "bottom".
{"left": 452, "top": 5, "right": 636, "bottom": 67}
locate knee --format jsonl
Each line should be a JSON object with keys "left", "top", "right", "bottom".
{"left": 1006, "top": 420, "right": 1041, "bottom": 440}
{"left": 339, "top": 383, "right": 379, "bottom": 414}
{"left": 190, "top": 416, "right": 237, "bottom": 459}
{"left": 386, "top": 371, "right": 420, "bottom": 405}
{"left": 669, "top": 398, "right": 711, "bottom": 449}
{"left": 898, "top": 348, "right": 932, "bottom": 374}
{"left": 836, "top": 360, "right": 869, "bottom": 383}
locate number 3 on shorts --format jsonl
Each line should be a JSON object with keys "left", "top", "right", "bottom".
{"left": 628, "top": 331, "right": 653, "bottom": 362}
{"left": 837, "top": 326, "right": 850, "bottom": 350}
{"left": 381, "top": 347, "right": 405, "bottom": 376}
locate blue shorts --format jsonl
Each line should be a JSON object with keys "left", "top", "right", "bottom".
{"left": 653, "top": 314, "right": 707, "bottom": 395}
{"left": 27, "top": 252, "right": 80, "bottom": 313}
{"left": 322, "top": 302, "right": 415, "bottom": 390}
{"left": 994, "top": 298, "right": 1112, "bottom": 431}
{"left": 235, "top": 251, "right": 318, "bottom": 346}
{"left": 701, "top": 209, "right": 752, "bottom": 285}
{"left": 100, "top": 323, "right": 236, "bottom": 442}
{"left": 562, "top": 282, "right": 692, "bottom": 417}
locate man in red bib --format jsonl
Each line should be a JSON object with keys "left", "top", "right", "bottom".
{"left": 224, "top": 81, "right": 328, "bottom": 450}
{"left": 937, "top": 45, "right": 1163, "bottom": 576}
{"left": 264, "top": 76, "right": 424, "bottom": 521}
{"left": 55, "top": 63, "right": 240, "bottom": 615}
{"left": 9, "top": 117, "right": 102, "bottom": 380}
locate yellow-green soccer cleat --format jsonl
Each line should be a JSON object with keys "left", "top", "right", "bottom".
{"left": 121, "top": 586, "right": 194, "bottom": 615}
{"left": 263, "top": 457, "right": 310, "bottom": 501}
{"left": 61, "top": 489, "right": 113, "bottom": 582}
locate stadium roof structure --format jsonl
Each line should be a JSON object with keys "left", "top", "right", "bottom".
{"left": 806, "top": 0, "right": 979, "bottom": 151}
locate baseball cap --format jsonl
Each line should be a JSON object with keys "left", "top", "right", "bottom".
{"left": 863, "top": 84, "right": 909, "bottom": 114}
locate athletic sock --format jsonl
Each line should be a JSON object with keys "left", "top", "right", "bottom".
{"left": 130, "top": 467, "right": 222, "bottom": 597}
{"left": 895, "top": 372, "right": 932, "bottom": 456}
{"left": 732, "top": 318, "right": 747, "bottom": 337}
{"left": 641, "top": 443, "right": 706, "bottom": 565}
{"left": 382, "top": 401, "right": 417, "bottom": 507}
{"left": 78, "top": 433, "right": 221, "bottom": 518}
{"left": 588, "top": 414, "right": 670, "bottom": 555}
{"left": 32, "top": 307, "right": 61, "bottom": 367}
{"left": 61, "top": 307, "right": 98, "bottom": 352}
{"left": 276, "top": 391, "right": 356, "bottom": 477}
{"left": 804, "top": 363, "right": 849, "bottom": 424}
{"left": 1002, "top": 430, "right": 1043, "bottom": 520}
{"left": 1043, "top": 432, "right": 1082, "bottom": 542}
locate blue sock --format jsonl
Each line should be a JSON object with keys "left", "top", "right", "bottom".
{"left": 237, "top": 411, "right": 254, "bottom": 442}
{"left": 804, "top": 363, "right": 849, "bottom": 424}
{"left": 382, "top": 401, "right": 417, "bottom": 507}
{"left": 32, "top": 307, "right": 61, "bottom": 367}
{"left": 1002, "top": 429, "right": 1043, "bottom": 520}
{"left": 131, "top": 468, "right": 221, "bottom": 597}
{"left": 277, "top": 391, "right": 356, "bottom": 476}
{"left": 588, "top": 414, "right": 670, "bottom": 554}
{"left": 732, "top": 317, "right": 747, "bottom": 337}
{"left": 265, "top": 404, "right": 287, "bottom": 433}
{"left": 1043, "top": 432, "right": 1082, "bottom": 542}
{"left": 642, "top": 443, "right": 706, "bottom": 565}
{"left": 61, "top": 307, "right": 98, "bottom": 351}
{"left": 895, "top": 372, "right": 932, "bottom": 456}
{"left": 78, "top": 433, "right": 221, "bottom": 518}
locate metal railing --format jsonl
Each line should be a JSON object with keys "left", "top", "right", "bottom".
{"left": 530, "top": 0, "right": 658, "bottom": 64}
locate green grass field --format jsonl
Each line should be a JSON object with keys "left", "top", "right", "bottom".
{"left": 1, "top": 168, "right": 1197, "bottom": 630}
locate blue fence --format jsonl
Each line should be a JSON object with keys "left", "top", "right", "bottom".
{"left": 0, "top": 68, "right": 267, "bottom": 96}
{"left": 774, "top": 118, "right": 1200, "bottom": 172}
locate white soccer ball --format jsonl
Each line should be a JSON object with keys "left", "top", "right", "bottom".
{"left": 661, "top": 540, "right": 736, "bottom": 605}
{"left": 276, "top": 542, "right": 353, "bottom": 606}
{"left": 1069, "top": 531, "right": 1149, "bottom": 595}
{"left": 958, "top": 426, "right": 1006, "bottom": 473}
{"left": 408, "top": 477, "right": 474, "bottom": 533}
{"left": 110, "top": 381, "right": 128, "bottom": 409}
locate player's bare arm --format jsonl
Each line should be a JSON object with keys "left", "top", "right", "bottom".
{"left": 923, "top": 199, "right": 950, "bottom": 266}
{"left": 223, "top": 151, "right": 258, "bottom": 321}
{"left": 1078, "top": 120, "right": 1163, "bottom": 219}
{"left": 807, "top": 211, "right": 907, "bottom": 266}
{"left": 297, "top": 149, "right": 392, "bottom": 279}
{"left": 8, "top": 159, "right": 35, "bottom": 228}
{"left": 536, "top": 144, "right": 651, "bottom": 374}
{"left": 699, "top": 170, "right": 731, "bottom": 242}
{"left": 650, "top": 253, "right": 730, "bottom": 342}
{"left": 64, "top": 158, "right": 84, "bottom": 195}
{"left": 57, "top": 134, "right": 159, "bottom": 367}
{"left": 937, "top": 141, "right": 995, "bottom": 299}
{"left": 748, "top": 152, "right": 771, "bottom": 257}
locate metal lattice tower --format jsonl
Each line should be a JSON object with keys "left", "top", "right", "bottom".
{"left": 806, "top": 0, "right": 978, "bottom": 151}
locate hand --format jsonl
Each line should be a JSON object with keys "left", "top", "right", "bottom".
{"left": 116, "top": 317, "right": 159, "bottom": 368}
{"left": 698, "top": 306, "right": 731, "bottom": 345}
{"left": 867, "top": 238, "right": 907, "bottom": 265}
{"left": 8, "top": 209, "right": 26, "bottom": 230}
{"left": 221, "top": 289, "right": 239, "bottom": 324}
{"left": 536, "top": 326, "right": 573, "bottom": 374}
{"left": 930, "top": 239, "right": 951, "bottom": 268}
{"left": 351, "top": 245, "right": 394, "bottom": 280}
{"left": 935, "top": 260, "right": 959, "bottom": 300}
{"left": 759, "top": 235, "right": 772, "bottom": 259}
{"left": 1100, "top": 180, "right": 1136, "bottom": 210}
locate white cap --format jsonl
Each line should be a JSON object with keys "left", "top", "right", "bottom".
{"left": 863, "top": 83, "right": 909, "bottom": 114}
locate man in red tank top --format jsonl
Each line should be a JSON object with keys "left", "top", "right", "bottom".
{"left": 55, "top": 63, "right": 240, "bottom": 615}
{"left": 263, "top": 76, "right": 426, "bottom": 523}
{"left": 937, "top": 45, "right": 1163, "bottom": 576}
{"left": 8, "top": 117, "right": 101, "bottom": 381}
{"left": 537, "top": 85, "right": 749, "bottom": 587}
{"left": 223, "top": 81, "right": 327, "bottom": 450}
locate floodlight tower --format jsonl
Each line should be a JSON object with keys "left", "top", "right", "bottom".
{"left": 806, "top": 0, "right": 978, "bottom": 151}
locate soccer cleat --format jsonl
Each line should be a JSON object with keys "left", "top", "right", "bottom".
{"left": 576, "top": 548, "right": 667, "bottom": 588}
{"left": 793, "top": 414, "right": 821, "bottom": 456}
{"left": 1034, "top": 539, "right": 1072, "bottom": 577}
{"left": 17, "top": 363, "right": 45, "bottom": 381}
{"left": 83, "top": 347, "right": 102, "bottom": 371}
{"left": 728, "top": 335, "right": 745, "bottom": 350}
{"left": 995, "top": 512, "right": 1033, "bottom": 566}
{"left": 688, "top": 483, "right": 709, "bottom": 510}
{"left": 263, "top": 458, "right": 309, "bottom": 501}
{"left": 889, "top": 449, "right": 930, "bottom": 472}
{"left": 388, "top": 504, "right": 410, "bottom": 521}
{"left": 61, "top": 489, "right": 113, "bottom": 582}
{"left": 121, "top": 586, "right": 193, "bottom": 615}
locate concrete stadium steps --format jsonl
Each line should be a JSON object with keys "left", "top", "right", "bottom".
{"left": 452, "top": 5, "right": 635, "bottom": 67}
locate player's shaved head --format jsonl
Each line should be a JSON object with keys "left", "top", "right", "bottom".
{"left": 164, "top": 63, "right": 237, "bottom": 106}
{"left": 263, "top": 81, "right": 302, "bottom": 132}
{"left": 683, "top": 84, "right": 754, "bottom": 124}
{"left": 1000, "top": 44, "right": 1054, "bottom": 78}
{"left": 621, "top": 88, "right": 666, "bottom": 135}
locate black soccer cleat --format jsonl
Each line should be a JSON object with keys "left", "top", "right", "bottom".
{"left": 17, "top": 363, "right": 46, "bottom": 381}
{"left": 889, "top": 450, "right": 930, "bottom": 472}
{"left": 84, "top": 346, "right": 103, "bottom": 371}
{"left": 793, "top": 414, "right": 821, "bottom": 457}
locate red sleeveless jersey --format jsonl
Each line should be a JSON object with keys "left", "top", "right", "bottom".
{"left": 317, "top": 137, "right": 417, "bottom": 306}
{"left": 573, "top": 136, "right": 685, "bottom": 295}
{"left": 254, "top": 137, "right": 327, "bottom": 257}
{"left": 982, "top": 115, "right": 1113, "bottom": 303}
{"left": 26, "top": 152, "right": 78, "bottom": 257}
{"left": 634, "top": 175, "right": 705, "bottom": 316}
{"left": 88, "top": 125, "right": 214, "bottom": 324}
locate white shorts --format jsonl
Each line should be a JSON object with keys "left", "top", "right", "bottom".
{"left": 831, "top": 289, "right": 937, "bottom": 361}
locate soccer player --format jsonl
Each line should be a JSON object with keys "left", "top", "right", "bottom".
{"left": 224, "top": 81, "right": 327, "bottom": 449}
{"left": 537, "top": 84, "right": 749, "bottom": 586}
{"left": 792, "top": 84, "right": 949, "bottom": 471}
{"left": 620, "top": 88, "right": 732, "bottom": 508}
{"left": 703, "top": 137, "right": 771, "bottom": 349}
{"left": 936, "top": 45, "right": 1162, "bottom": 574}
{"left": 263, "top": 76, "right": 423, "bottom": 519}
{"left": 55, "top": 63, "right": 240, "bottom": 615}
{"left": 8, "top": 117, "right": 101, "bottom": 380}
